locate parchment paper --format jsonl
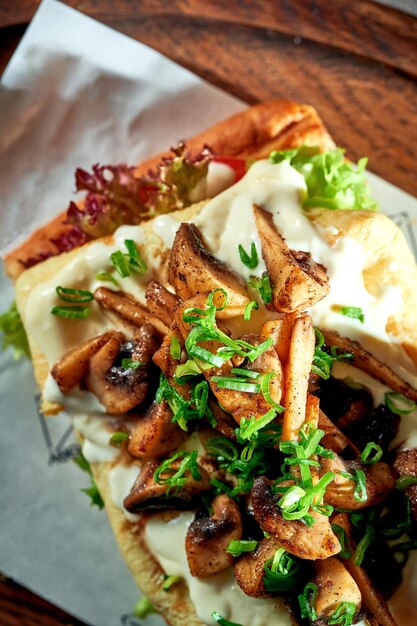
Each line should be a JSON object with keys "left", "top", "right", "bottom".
{"left": 0, "top": 2, "right": 416, "bottom": 626}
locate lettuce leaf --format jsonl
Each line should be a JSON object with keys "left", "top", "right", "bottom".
{"left": 270, "top": 146, "right": 378, "bottom": 212}
{"left": 0, "top": 301, "right": 30, "bottom": 359}
{"left": 73, "top": 451, "right": 104, "bottom": 509}
{"left": 67, "top": 143, "right": 211, "bottom": 238}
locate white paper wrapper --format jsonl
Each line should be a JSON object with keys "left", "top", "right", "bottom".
{"left": 0, "top": 1, "right": 416, "bottom": 626}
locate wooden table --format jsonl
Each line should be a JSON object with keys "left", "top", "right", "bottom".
{"left": 0, "top": 1, "right": 416, "bottom": 624}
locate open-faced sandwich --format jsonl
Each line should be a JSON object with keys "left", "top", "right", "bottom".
{"left": 3, "top": 101, "right": 417, "bottom": 626}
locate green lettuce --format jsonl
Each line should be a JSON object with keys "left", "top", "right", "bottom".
{"left": 0, "top": 301, "right": 30, "bottom": 359}
{"left": 270, "top": 146, "right": 378, "bottom": 212}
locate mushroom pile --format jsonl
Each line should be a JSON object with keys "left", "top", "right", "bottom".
{"left": 51, "top": 208, "right": 417, "bottom": 626}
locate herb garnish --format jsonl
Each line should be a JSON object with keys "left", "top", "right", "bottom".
{"left": 0, "top": 301, "right": 30, "bottom": 359}
{"left": 238, "top": 242, "right": 259, "bottom": 270}
{"left": 248, "top": 274, "right": 273, "bottom": 304}
{"left": 298, "top": 582, "right": 318, "bottom": 621}
{"left": 133, "top": 596, "right": 157, "bottom": 618}
{"left": 109, "top": 431, "right": 130, "bottom": 447}
{"left": 338, "top": 306, "right": 365, "bottom": 324}
{"left": 312, "top": 327, "right": 353, "bottom": 379}
{"left": 328, "top": 601, "right": 356, "bottom": 625}
{"left": 110, "top": 239, "right": 147, "bottom": 278}
{"left": 243, "top": 300, "right": 258, "bottom": 320}
{"left": 263, "top": 548, "right": 300, "bottom": 592}
{"left": 153, "top": 451, "right": 201, "bottom": 495}
{"left": 385, "top": 392, "right": 416, "bottom": 415}
{"left": 73, "top": 451, "right": 104, "bottom": 509}
{"left": 226, "top": 539, "right": 258, "bottom": 557}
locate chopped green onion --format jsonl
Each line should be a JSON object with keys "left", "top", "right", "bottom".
{"left": 226, "top": 539, "right": 258, "bottom": 557}
{"left": 260, "top": 372, "right": 285, "bottom": 411}
{"left": 153, "top": 450, "right": 201, "bottom": 495}
{"left": 162, "top": 575, "right": 180, "bottom": 591}
{"left": 95, "top": 271, "right": 119, "bottom": 286}
{"left": 354, "top": 521, "right": 375, "bottom": 567}
{"left": 338, "top": 306, "right": 365, "bottom": 324}
{"left": 331, "top": 523, "right": 352, "bottom": 559}
{"left": 248, "top": 274, "right": 273, "bottom": 304}
{"left": 56, "top": 286, "right": 94, "bottom": 302}
{"left": 238, "top": 242, "right": 259, "bottom": 270}
{"left": 385, "top": 392, "right": 416, "bottom": 415}
{"left": 312, "top": 327, "right": 353, "bottom": 380}
{"left": 210, "top": 376, "right": 261, "bottom": 393}
{"left": 109, "top": 431, "right": 129, "bottom": 447}
{"left": 244, "top": 300, "right": 258, "bottom": 320}
{"left": 133, "top": 596, "right": 156, "bottom": 618}
{"left": 73, "top": 451, "right": 104, "bottom": 509}
{"left": 51, "top": 305, "right": 91, "bottom": 319}
{"left": 230, "top": 367, "right": 260, "bottom": 380}
{"left": 237, "top": 410, "right": 277, "bottom": 441}
{"left": 360, "top": 442, "right": 383, "bottom": 465}
{"left": 170, "top": 335, "right": 182, "bottom": 360}
{"left": 175, "top": 359, "right": 202, "bottom": 378}
{"left": 263, "top": 547, "right": 300, "bottom": 592}
{"left": 205, "top": 437, "right": 239, "bottom": 466}
{"left": 353, "top": 469, "right": 367, "bottom": 502}
{"left": 121, "top": 358, "right": 144, "bottom": 370}
{"left": 110, "top": 250, "right": 130, "bottom": 278}
{"left": 397, "top": 476, "right": 417, "bottom": 490}
{"left": 328, "top": 601, "right": 356, "bottom": 625}
{"left": 124, "top": 239, "right": 147, "bottom": 273}
{"left": 211, "top": 612, "right": 242, "bottom": 626}
{"left": 298, "top": 582, "right": 318, "bottom": 621}
{"left": 190, "top": 345, "right": 225, "bottom": 368}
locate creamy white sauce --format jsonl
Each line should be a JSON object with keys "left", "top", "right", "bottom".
{"left": 24, "top": 230, "right": 148, "bottom": 365}
{"left": 108, "top": 464, "right": 141, "bottom": 522}
{"left": 152, "top": 214, "right": 182, "bottom": 249}
{"left": 390, "top": 551, "right": 417, "bottom": 624}
{"left": 44, "top": 376, "right": 118, "bottom": 463}
{"left": 145, "top": 512, "right": 292, "bottom": 626}
{"left": 207, "top": 162, "right": 236, "bottom": 198}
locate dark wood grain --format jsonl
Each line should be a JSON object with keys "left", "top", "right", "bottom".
{"left": 0, "top": 574, "right": 87, "bottom": 626}
{"left": 0, "top": 1, "right": 416, "bottom": 624}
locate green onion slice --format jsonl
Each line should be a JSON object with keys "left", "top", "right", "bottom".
{"left": 226, "top": 539, "right": 258, "bottom": 557}
{"left": 331, "top": 523, "right": 352, "bottom": 559}
{"left": 210, "top": 376, "right": 260, "bottom": 393}
{"left": 109, "top": 431, "right": 130, "bottom": 447}
{"left": 133, "top": 596, "right": 156, "bottom": 618}
{"left": 328, "top": 601, "right": 356, "bottom": 625}
{"left": 338, "top": 306, "right": 365, "bottom": 324}
{"left": 263, "top": 547, "right": 300, "bottom": 593}
{"left": 396, "top": 476, "right": 417, "bottom": 490}
{"left": 51, "top": 305, "right": 91, "bottom": 319}
{"left": 110, "top": 250, "right": 130, "bottom": 278}
{"left": 298, "top": 582, "right": 318, "bottom": 621}
{"left": 162, "top": 575, "right": 180, "bottom": 591}
{"left": 238, "top": 242, "right": 259, "bottom": 270}
{"left": 175, "top": 359, "right": 202, "bottom": 378}
{"left": 170, "top": 335, "right": 182, "bottom": 360}
{"left": 56, "top": 286, "right": 94, "bottom": 302}
{"left": 237, "top": 409, "right": 277, "bottom": 441}
{"left": 230, "top": 367, "right": 260, "bottom": 380}
{"left": 95, "top": 271, "right": 119, "bottom": 286}
{"left": 211, "top": 612, "right": 242, "bottom": 626}
{"left": 260, "top": 372, "right": 285, "bottom": 412}
{"left": 121, "top": 358, "right": 144, "bottom": 370}
{"left": 244, "top": 300, "right": 258, "bottom": 320}
{"left": 360, "top": 442, "right": 383, "bottom": 465}
{"left": 248, "top": 274, "right": 273, "bottom": 304}
{"left": 385, "top": 392, "right": 416, "bottom": 415}
{"left": 124, "top": 239, "right": 147, "bottom": 273}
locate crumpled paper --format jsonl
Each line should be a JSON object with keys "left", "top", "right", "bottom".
{"left": 0, "top": 1, "right": 416, "bottom": 626}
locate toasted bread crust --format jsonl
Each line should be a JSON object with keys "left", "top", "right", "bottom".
{"left": 4, "top": 101, "right": 334, "bottom": 281}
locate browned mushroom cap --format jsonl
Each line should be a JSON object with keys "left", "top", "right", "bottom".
{"left": 168, "top": 223, "right": 250, "bottom": 318}
{"left": 313, "top": 557, "right": 361, "bottom": 622}
{"left": 321, "top": 455, "right": 395, "bottom": 510}
{"left": 94, "top": 287, "right": 169, "bottom": 336}
{"left": 128, "top": 400, "right": 187, "bottom": 459}
{"left": 51, "top": 331, "right": 121, "bottom": 393}
{"left": 87, "top": 324, "right": 159, "bottom": 414}
{"left": 185, "top": 495, "right": 243, "bottom": 577}
{"left": 123, "top": 458, "right": 212, "bottom": 513}
{"left": 233, "top": 537, "right": 279, "bottom": 598}
{"left": 253, "top": 205, "right": 329, "bottom": 313}
{"left": 251, "top": 477, "right": 340, "bottom": 560}
{"left": 145, "top": 280, "right": 180, "bottom": 327}
{"left": 332, "top": 513, "right": 398, "bottom": 626}
{"left": 393, "top": 448, "right": 417, "bottom": 519}
{"left": 320, "top": 328, "right": 417, "bottom": 404}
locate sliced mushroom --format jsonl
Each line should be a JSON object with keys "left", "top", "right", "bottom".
{"left": 251, "top": 477, "right": 340, "bottom": 560}
{"left": 393, "top": 448, "right": 417, "bottom": 519}
{"left": 332, "top": 513, "right": 398, "bottom": 626}
{"left": 209, "top": 400, "right": 237, "bottom": 441}
{"left": 145, "top": 280, "right": 180, "bottom": 327}
{"left": 313, "top": 557, "right": 361, "bottom": 622}
{"left": 124, "top": 458, "right": 212, "bottom": 513}
{"left": 87, "top": 324, "right": 159, "bottom": 414}
{"left": 318, "top": 409, "right": 360, "bottom": 455}
{"left": 253, "top": 205, "right": 329, "bottom": 313}
{"left": 51, "top": 331, "right": 119, "bottom": 393}
{"left": 320, "top": 328, "right": 417, "bottom": 404}
{"left": 186, "top": 495, "right": 243, "bottom": 577}
{"left": 128, "top": 400, "right": 188, "bottom": 459}
{"left": 153, "top": 327, "right": 191, "bottom": 400}
{"left": 321, "top": 455, "right": 395, "bottom": 511}
{"left": 260, "top": 314, "right": 300, "bottom": 365}
{"left": 94, "top": 287, "right": 169, "bottom": 336}
{"left": 233, "top": 537, "right": 279, "bottom": 598}
{"left": 282, "top": 314, "right": 316, "bottom": 441}
{"left": 168, "top": 223, "right": 250, "bottom": 318}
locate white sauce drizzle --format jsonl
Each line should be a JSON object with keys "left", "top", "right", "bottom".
{"left": 108, "top": 464, "right": 141, "bottom": 522}
{"left": 145, "top": 512, "right": 292, "bottom": 626}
